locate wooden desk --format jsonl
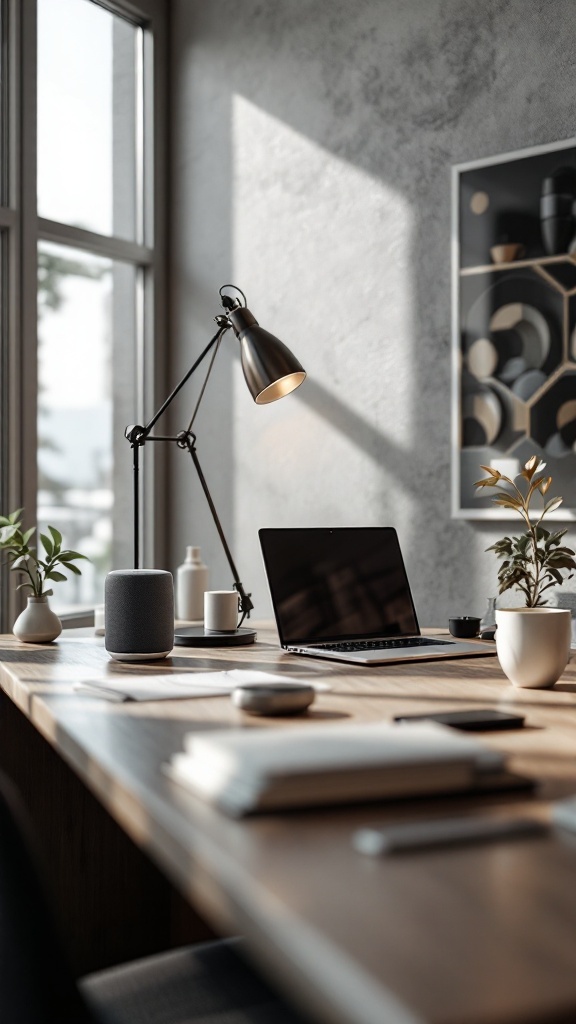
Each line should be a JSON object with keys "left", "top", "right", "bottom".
{"left": 2, "top": 627, "right": 576, "bottom": 1024}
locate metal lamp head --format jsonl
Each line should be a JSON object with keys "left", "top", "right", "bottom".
{"left": 226, "top": 304, "right": 306, "bottom": 405}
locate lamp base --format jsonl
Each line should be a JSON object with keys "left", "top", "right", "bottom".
{"left": 174, "top": 625, "right": 257, "bottom": 647}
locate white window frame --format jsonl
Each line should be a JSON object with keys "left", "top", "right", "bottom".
{"left": 0, "top": 0, "right": 168, "bottom": 630}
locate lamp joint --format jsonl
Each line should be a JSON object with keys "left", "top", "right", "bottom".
{"left": 125, "top": 424, "right": 147, "bottom": 446}
{"left": 234, "top": 583, "right": 255, "bottom": 618}
{"left": 176, "top": 430, "right": 197, "bottom": 451}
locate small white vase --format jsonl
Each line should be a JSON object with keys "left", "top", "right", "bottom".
{"left": 495, "top": 607, "right": 571, "bottom": 688}
{"left": 13, "top": 596, "right": 62, "bottom": 644}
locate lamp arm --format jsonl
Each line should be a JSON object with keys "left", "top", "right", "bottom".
{"left": 125, "top": 319, "right": 231, "bottom": 569}
{"left": 130, "top": 440, "right": 140, "bottom": 570}
{"left": 178, "top": 431, "right": 254, "bottom": 619}
{"left": 144, "top": 319, "right": 230, "bottom": 436}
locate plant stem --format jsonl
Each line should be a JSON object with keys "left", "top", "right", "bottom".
{"left": 508, "top": 478, "right": 541, "bottom": 606}
{"left": 528, "top": 518, "right": 540, "bottom": 606}
{"left": 21, "top": 561, "right": 40, "bottom": 596}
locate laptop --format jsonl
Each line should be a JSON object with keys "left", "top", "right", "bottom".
{"left": 259, "top": 527, "right": 496, "bottom": 665}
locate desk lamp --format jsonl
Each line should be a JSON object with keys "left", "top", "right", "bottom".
{"left": 124, "top": 284, "right": 306, "bottom": 647}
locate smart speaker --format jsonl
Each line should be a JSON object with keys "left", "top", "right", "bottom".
{"left": 105, "top": 569, "right": 174, "bottom": 661}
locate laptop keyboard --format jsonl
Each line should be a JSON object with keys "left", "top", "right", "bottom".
{"left": 319, "top": 637, "right": 452, "bottom": 652}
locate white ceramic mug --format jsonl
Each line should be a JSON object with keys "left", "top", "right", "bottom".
{"left": 204, "top": 590, "right": 240, "bottom": 632}
{"left": 495, "top": 607, "right": 572, "bottom": 688}
{"left": 94, "top": 604, "right": 105, "bottom": 636}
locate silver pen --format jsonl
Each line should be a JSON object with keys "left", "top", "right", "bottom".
{"left": 353, "top": 816, "right": 548, "bottom": 856}
{"left": 74, "top": 681, "right": 132, "bottom": 702}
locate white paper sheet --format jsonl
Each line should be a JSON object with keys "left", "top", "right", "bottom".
{"left": 74, "top": 670, "right": 330, "bottom": 702}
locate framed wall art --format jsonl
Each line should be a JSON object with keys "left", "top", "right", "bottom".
{"left": 452, "top": 138, "right": 576, "bottom": 519}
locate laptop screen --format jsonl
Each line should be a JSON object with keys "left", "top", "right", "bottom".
{"left": 259, "top": 527, "right": 420, "bottom": 646}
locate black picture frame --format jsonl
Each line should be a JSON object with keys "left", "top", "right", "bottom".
{"left": 452, "top": 138, "right": 576, "bottom": 519}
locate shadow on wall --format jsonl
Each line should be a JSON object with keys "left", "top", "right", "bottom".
{"left": 171, "top": 0, "right": 576, "bottom": 623}
{"left": 295, "top": 380, "right": 417, "bottom": 493}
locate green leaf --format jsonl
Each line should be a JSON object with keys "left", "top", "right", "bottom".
{"left": 58, "top": 550, "right": 89, "bottom": 562}
{"left": 45, "top": 570, "right": 67, "bottom": 583}
{"left": 0, "top": 524, "right": 19, "bottom": 545}
{"left": 48, "top": 525, "right": 62, "bottom": 550}
{"left": 488, "top": 538, "right": 514, "bottom": 555}
{"left": 8, "top": 508, "right": 23, "bottom": 524}
{"left": 545, "top": 532, "right": 567, "bottom": 550}
{"left": 10, "top": 555, "right": 29, "bottom": 569}
{"left": 65, "top": 563, "right": 82, "bottom": 575}
{"left": 22, "top": 526, "right": 36, "bottom": 545}
{"left": 547, "top": 555, "right": 576, "bottom": 570}
{"left": 40, "top": 533, "right": 54, "bottom": 558}
{"left": 539, "top": 583, "right": 560, "bottom": 598}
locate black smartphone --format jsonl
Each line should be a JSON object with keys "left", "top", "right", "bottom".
{"left": 393, "top": 708, "right": 525, "bottom": 731}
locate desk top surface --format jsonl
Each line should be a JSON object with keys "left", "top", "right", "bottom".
{"left": 2, "top": 626, "right": 576, "bottom": 1024}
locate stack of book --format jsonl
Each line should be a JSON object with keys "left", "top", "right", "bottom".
{"left": 167, "top": 721, "right": 507, "bottom": 816}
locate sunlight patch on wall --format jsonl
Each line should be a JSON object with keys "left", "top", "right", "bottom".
{"left": 231, "top": 94, "right": 414, "bottom": 478}
{"left": 230, "top": 96, "right": 413, "bottom": 382}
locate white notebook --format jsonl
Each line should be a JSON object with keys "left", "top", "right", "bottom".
{"left": 167, "top": 721, "right": 505, "bottom": 816}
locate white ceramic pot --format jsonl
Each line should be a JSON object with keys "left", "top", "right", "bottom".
{"left": 13, "top": 596, "right": 62, "bottom": 643}
{"left": 495, "top": 607, "right": 571, "bottom": 688}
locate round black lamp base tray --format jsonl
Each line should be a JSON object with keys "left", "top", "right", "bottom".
{"left": 174, "top": 626, "right": 257, "bottom": 647}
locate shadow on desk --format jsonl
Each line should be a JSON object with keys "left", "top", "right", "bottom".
{"left": 0, "top": 689, "right": 217, "bottom": 975}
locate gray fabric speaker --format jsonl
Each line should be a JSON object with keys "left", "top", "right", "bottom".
{"left": 105, "top": 570, "right": 174, "bottom": 661}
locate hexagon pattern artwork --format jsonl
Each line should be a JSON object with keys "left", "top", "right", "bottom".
{"left": 454, "top": 140, "right": 576, "bottom": 518}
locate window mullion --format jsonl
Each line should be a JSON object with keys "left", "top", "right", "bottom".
{"left": 0, "top": 0, "right": 165, "bottom": 628}
{"left": 19, "top": 0, "right": 38, "bottom": 536}
{"left": 0, "top": 0, "right": 38, "bottom": 632}
{"left": 38, "top": 217, "right": 152, "bottom": 265}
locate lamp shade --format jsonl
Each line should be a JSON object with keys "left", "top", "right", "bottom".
{"left": 228, "top": 306, "right": 306, "bottom": 404}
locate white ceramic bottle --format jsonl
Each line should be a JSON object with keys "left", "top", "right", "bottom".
{"left": 176, "top": 546, "right": 208, "bottom": 621}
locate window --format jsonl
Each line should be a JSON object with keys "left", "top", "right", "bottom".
{"left": 0, "top": 0, "right": 166, "bottom": 628}
{"left": 37, "top": 243, "right": 140, "bottom": 610}
{"left": 0, "top": 0, "right": 16, "bottom": 628}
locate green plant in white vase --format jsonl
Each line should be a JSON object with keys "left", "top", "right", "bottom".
{"left": 0, "top": 509, "right": 89, "bottom": 642}
{"left": 474, "top": 456, "right": 576, "bottom": 607}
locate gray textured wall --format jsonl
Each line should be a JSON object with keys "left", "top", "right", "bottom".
{"left": 168, "top": 0, "right": 576, "bottom": 626}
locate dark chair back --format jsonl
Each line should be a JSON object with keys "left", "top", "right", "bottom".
{"left": 0, "top": 772, "right": 96, "bottom": 1024}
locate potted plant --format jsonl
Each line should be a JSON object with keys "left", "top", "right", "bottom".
{"left": 0, "top": 509, "right": 88, "bottom": 643}
{"left": 475, "top": 457, "right": 576, "bottom": 687}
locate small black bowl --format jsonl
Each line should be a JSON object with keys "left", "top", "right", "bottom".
{"left": 449, "top": 616, "right": 481, "bottom": 639}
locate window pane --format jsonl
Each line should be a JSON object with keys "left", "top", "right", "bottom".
{"left": 0, "top": 232, "right": 4, "bottom": 488}
{"left": 0, "top": 233, "right": 5, "bottom": 628}
{"left": 37, "top": 0, "right": 140, "bottom": 240}
{"left": 0, "top": 0, "right": 6, "bottom": 206}
{"left": 37, "top": 242, "right": 139, "bottom": 612}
